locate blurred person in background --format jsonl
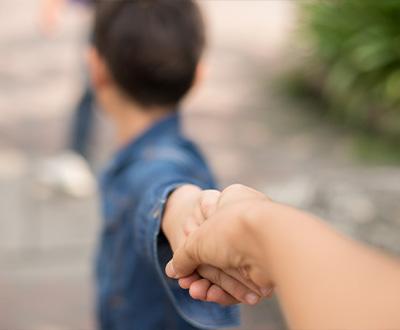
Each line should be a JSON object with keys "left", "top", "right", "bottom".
{"left": 37, "top": 0, "right": 96, "bottom": 197}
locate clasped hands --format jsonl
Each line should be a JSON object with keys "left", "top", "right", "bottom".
{"left": 162, "top": 184, "right": 274, "bottom": 306}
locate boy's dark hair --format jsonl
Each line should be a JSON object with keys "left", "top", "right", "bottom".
{"left": 94, "top": 0, "right": 206, "bottom": 108}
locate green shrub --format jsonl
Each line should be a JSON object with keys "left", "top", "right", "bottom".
{"left": 299, "top": 0, "right": 400, "bottom": 138}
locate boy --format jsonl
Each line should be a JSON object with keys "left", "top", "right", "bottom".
{"left": 89, "top": 1, "right": 261, "bottom": 329}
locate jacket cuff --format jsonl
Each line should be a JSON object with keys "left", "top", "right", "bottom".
{"left": 135, "top": 181, "right": 240, "bottom": 329}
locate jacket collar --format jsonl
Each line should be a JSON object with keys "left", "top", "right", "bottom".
{"left": 104, "top": 112, "right": 181, "bottom": 177}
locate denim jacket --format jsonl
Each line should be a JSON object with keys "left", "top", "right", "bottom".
{"left": 97, "top": 113, "right": 240, "bottom": 330}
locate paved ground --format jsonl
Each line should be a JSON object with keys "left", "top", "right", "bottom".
{"left": 1, "top": 1, "right": 400, "bottom": 330}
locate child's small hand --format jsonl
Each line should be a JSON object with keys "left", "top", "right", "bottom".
{"left": 163, "top": 185, "right": 264, "bottom": 305}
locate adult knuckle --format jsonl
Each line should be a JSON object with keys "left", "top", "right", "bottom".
{"left": 223, "top": 183, "right": 246, "bottom": 194}
{"left": 200, "top": 190, "right": 219, "bottom": 213}
{"left": 199, "top": 266, "right": 220, "bottom": 285}
{"left": 214, "top": 269, "right": 223, "bottom": 285}
{"left": 232, "top": 284, "right": 247, "bottom": 300}
{"left": 199, "top": 195, "right": 211, "bottom": 216}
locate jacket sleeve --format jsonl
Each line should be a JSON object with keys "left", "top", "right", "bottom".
{"left": 131, "top": 160, "right": 240, "bottom": 329}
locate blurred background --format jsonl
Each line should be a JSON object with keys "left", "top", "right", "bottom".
{"left": 1, "top": 1, "right": 400, "bottom": 329}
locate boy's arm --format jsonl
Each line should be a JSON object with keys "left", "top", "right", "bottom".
{"left": 168, "top": 184, "right": 400, "bottom": 330}
{"left": 161, "top": 185, "right": 198, "bottom": 251}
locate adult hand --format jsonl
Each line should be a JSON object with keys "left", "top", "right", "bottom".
{"left": 168, "top": 185, "right": 400, "bottom": 330}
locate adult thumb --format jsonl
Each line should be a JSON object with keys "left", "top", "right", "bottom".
{"left": 165, "top": 230, "right": 203, "bottom": 278}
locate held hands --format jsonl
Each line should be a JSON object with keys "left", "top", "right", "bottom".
{"left": 163, "top": 185, "right": 270, "bottom": 306}
{"left": 163, "top": 184, "right": 275, "bottom": 306}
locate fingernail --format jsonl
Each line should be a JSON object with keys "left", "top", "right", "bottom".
{"left": 166, "top": 261, "right": 177, "bottom": 278}
{"left": 261, "top": 287, "right": 272, "bottom": 297}
{"left": 245, "top": 293, "right": 259, "bottom": 305}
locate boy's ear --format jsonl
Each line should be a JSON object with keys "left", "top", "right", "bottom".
{"left": 193, "top": 60, "right": 206, "bottom": 89}
{"left": 86, "top": 46, "right": 111, "bottom": 91}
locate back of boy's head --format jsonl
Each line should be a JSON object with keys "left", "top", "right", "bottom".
{"left": 94, "top": 0, "right": 206, "bottom": 109}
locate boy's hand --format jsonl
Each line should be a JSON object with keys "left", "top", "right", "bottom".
{"left": 162, "top": 185, "right": 264, "bottom": 305}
